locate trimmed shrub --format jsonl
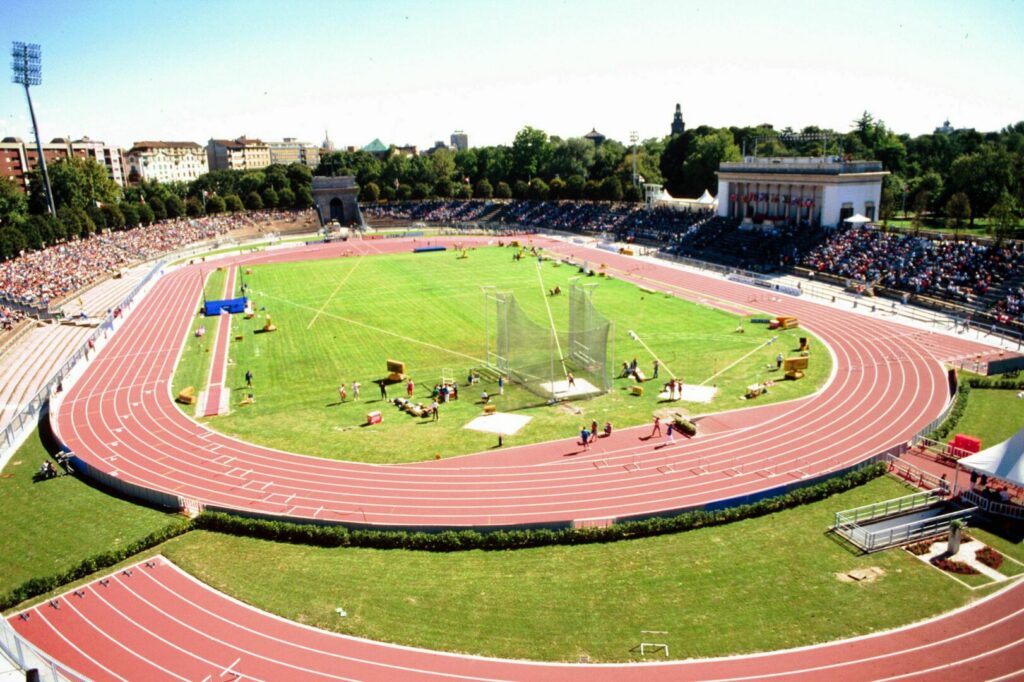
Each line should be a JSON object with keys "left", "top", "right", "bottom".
{"left": 193, "top": 463, "right": 887, "bottom": 553}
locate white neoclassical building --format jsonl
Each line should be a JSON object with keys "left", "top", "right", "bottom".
{"left": 126, "top": 141, "right": 209, "bottom": 184}
{"left": 716, "top": 157, "right": 887, "bottom": 229}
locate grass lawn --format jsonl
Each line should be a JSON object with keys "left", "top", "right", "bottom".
{"left": 883, "top": 217, "right": 1023, "bottom": 240}
{"left": 956, "top": 387, "right": 1024, "bottom": 446}
{"left": 0, "top": 428, "right": 180, "bottom": 595}
{"left": 159, "top": 475, "right": 976, "bottom": 662}
{"left": 173, "top": 247, "right": 829, "bottom": 462}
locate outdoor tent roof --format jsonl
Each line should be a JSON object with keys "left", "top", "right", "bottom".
{"left": 959, "top": 425, "right": 1024, "bottom": 487}
{"left": 844, "top": 213, "right": 872, "bottom": 224}
{"left": 696, "top": 189, "right": 716, "bottom": 205}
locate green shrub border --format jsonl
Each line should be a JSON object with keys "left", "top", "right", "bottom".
{"left": 193, "top": 462, "right": 887, "bottom": 551}
{"left": 0, "top": 520, "right": 192, "bottom": 612}
{"left": 929, "top": 377, "right": 1024, "bottom": 442}
{"left": 929, "top": 382, "right": 971, "bottom": 441}
{"left": 1, "top": 463, "right": 886, "bottom": 612}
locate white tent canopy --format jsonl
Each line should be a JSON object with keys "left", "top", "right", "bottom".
{"left": 958, "top": 426, "right": 1024, "bottom": 487}
{"left": 844, "top": 213, "right": 872, "bottom": 225}
{"left": 696, "top": 189, "right": 716, "bottom": 205}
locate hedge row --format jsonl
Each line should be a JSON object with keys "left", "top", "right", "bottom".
{"left": 1, "top": 464, "right": 887, "bottom": 612}
{"left": 193, "top": 463, "right": 888, "bottom": 552}
{"left": 0, "top": 520, "right": 192, "bottom": 612}
{"left": 967, "top": 377, "right": 1024, "bottom": 390}
{"left": 930, "top": 382, "right": 971, "bottom": 441}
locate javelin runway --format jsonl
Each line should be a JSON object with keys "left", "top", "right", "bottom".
{"left": 10, "top": 557, "right": 1024, "bottom": 680}
{"left": 51, "top": 236, "right": 1009, "bottom": 528}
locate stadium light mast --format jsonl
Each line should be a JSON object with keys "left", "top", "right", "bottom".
{"left": 629, "top": 130, "right": 639, "bottom": 187}
{"left": 11, "top": 41, "right": 57, "bottom": 217}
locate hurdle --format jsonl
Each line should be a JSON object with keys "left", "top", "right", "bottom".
{"left": 690, "top": 455, "right": 710, "bottom": 476}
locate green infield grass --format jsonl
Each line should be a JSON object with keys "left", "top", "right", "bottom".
{"left": 0, "top": 429, "right": 179, "bottom": 595}
{"left": 955, "top": 387, "right": 1024, "bottom": 446}
{"left": 160, "top": 475, "right": 999, "bottom": 663}
{"left": 172, "top": 246, "right": 830, "bottom": 462}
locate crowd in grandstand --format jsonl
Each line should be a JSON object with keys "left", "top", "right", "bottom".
{"left": 801, "top": 227, "right": 1024, "bottom": 305}
{"left": 362, "top": 201, "right": 493, "bottom": 223}
{"left": 0, "top": 211, "right": 287, "bottom": 313}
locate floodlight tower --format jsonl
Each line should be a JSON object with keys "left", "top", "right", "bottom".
{"left": 11, "top": 42, "right": 57, "bottom": 216}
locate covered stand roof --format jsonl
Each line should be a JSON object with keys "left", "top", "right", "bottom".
{"left": 959, "top": 426, "right": 1024, "bottom": 487}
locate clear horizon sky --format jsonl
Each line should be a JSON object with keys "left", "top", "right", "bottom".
{"left": 2, "top": 0, "right": 1022, "bottom": 151}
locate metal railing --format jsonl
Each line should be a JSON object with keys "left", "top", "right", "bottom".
{"left": 0, "top": 617, "right": 85, "bottom": 681}
{"left": 836, "top": 505, "right": 976, "bottom": 552}
{"left": 960, "top": 489, "right": 1024, "bottom": 520}
{"left": 835, "top": 489, "right": 945, "bottom": 527}
{"left": 885, "top": 455, "right": 950, "bottom": 492}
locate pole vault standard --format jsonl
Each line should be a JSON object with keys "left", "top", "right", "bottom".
{"left": 535, "top": 257, "right": 568, "bottom": 376}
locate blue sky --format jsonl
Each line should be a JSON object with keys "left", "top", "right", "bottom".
{"left": 1, "top": 0, "right": 1022, "bottom": 149}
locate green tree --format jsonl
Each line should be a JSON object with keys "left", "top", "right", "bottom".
{"left": 590, "top": 140, "right": 626, "bottom": 181}
{"left": 545, "top": 137, "right": 595, "bottom": 180}
{"left": 206, "top": 195, "right": 226, "bottom": 214}
{"left": 601, "top": 176, "right": 623, "bottom": 201}
{"left": 0, "top": 226, "right": 27, "bottom": 260}
{"left": 58, "top": 206, "right": 96, "bottom": 238}
{"left": 260, "top": 187, "right": 278, "bottom": 208}
{"left": 512, "top": 179, "right": 529, "bottom": 199}
{"left": 239, "top": 172, "right": 265, "bottom": 197}
{"left": 945, "top": 192, "right": 971, "bottom": 240}
{"left": 276, "top": 188, "right": 295, "bottom": 210}
{"left": 101, "top": 204, "right": 125, "bottom": 230}
{"left": 474, "top": 179, "right": 493, "bottom": 199}
{"left": 565, "top": 174, "right": 586, "bottom": 200}
{"left": 293, "top": 186, "right": 314, "bottom": 209}
{"left": 87, "top": 204, "right": 107, "bottom": 231}
{"left": 0, "top": 177, "right": 28, "bottom": 227}
{"left": 360, "top": 182, "right": 380, "bottom": 203}
{"left": 549, "top": 177, "right": 566, "bottom": 200}
{"left": 527, "top": 178, "right": 549, "bottom": 200}
{"left": 494, "top": 181, "right": 512, "bottom": 199}
{"left": 185, "top": 197, "right": 204, "bottom": 218}
{"left": 120, "top": 202, "right": 140, "bottom": 227}
{"left": 244, "top": 191, "right": 264, "bottom": 210}
{"left": 397, "top": 184, "right": 413, "bottom": 201}
{"left": 949, "top": 145, "right": 1012, "bottom": 223}
{"left": 452, "top": 182, "right": 472, "bottom": 199}
{"left": 986, "top": 192, "right": 1019, "bottom": 242}
{"left": 137, "top": 203, "right": 155, "bottom": 225}
{"left": 623, "top": 183, "right": 642, "bottom": 203}
{"left": 25, "top": 214, "right": 61, "bottom": 246}
{"left": 431, "top": 148, "right": 456, "bottom": 182}
{"left": 225, "top": 194, "right": 244, "bottom": 212}
{"left": 148, "top": 196, "right": 167, "bottom": 222}
{"left": 30, "top": 157, "right": 120, "bottom": 213}
{"left": 286, "top": 163, "right": 313, "bottom": 192}
{"left": 411, "top": 183, "right": 431, "bottom": 200}
{"left": 510, "top": 126, "right": 550, "bottom": 181}
{"left": 681, "top": 129, "right": 740, "bottom": 198}
{"left": 433, "top": 177, "right": 453, "bottom": 198}
{"left": 165, "top": 195, "right": 186, "bottom": 219}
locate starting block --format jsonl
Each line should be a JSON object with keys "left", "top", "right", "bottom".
{"left": 630, "top": 385, "right": 644, "bottom": 396}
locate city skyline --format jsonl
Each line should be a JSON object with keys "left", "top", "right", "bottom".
{"left": 2, "top": 0, "right": 1023, "bottom": 150}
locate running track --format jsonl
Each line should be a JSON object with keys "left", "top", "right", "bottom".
{"left": 52, "top": 236, "right": 1011, "bottom": 528}
{"left": 10, "top": 556, "right": 1024, "bottom": 680}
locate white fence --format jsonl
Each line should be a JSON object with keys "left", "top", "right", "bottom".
{"left": 0, "top": 617, "right": 86, "bottom": 681}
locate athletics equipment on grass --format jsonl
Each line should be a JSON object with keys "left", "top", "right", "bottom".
{"left": 482, "top": 281, "right": 611, "bottom": 402}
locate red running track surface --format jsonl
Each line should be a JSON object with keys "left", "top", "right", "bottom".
{"left": 52, "top": 236, "right": 1009, "bottom": 528}
{"left": 9, "top": 556, "right": 1024, "bottom": 681}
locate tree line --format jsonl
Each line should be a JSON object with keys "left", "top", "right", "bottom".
{"left": 0, "top": 161, "right": 315, "bottom": 260}
{"left": 0, "top": 111, "right": 1021, "bottom": 261}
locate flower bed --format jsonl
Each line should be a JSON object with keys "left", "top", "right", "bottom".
{"left": 905, "top": 540, "right": 933, "bottom": 556}
{"left": 931, "top": 556, "right": 980, "bottom": 575}
{"left": 976, "top": 546, "right": 1004, "bottom": 570}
